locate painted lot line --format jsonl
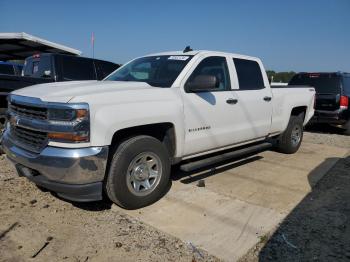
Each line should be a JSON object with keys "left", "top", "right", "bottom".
{"left": 120, "top": 142, "right": 348, "bottom": 261}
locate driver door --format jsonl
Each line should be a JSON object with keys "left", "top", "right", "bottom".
{"left": 181, "top": 56, "right": 240, "bottom": 156}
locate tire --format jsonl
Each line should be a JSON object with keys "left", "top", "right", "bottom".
{"left": 105, "top": 135, "right": 171, "bottom": 209}
{"left": 275, "top": 115, "right": 304, "bottom": 154}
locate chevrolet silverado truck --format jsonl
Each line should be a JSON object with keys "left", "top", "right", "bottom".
{"left": 0, "top": 53, "right": 120, "bottom": 135}
{"left": 2, "top": 50, "right": 315, "bottom": 209}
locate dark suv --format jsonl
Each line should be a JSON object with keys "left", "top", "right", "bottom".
{"left": 0, "top": 53, "right": 120, "bottom": 136}
{"left": 289, "top": 72, "right": 350, "bottom": 135}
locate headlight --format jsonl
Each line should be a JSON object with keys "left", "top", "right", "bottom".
{"left": 47, "top": 104, "right": 90, "bottom": 143}
{"left": 48, "top": 108, "right": 88, "bottom": 121}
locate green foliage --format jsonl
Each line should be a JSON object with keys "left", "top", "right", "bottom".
{"left": 266, "top": 70, "right": 296, "bottom": 83}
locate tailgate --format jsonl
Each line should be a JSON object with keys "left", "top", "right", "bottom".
{"left": 315, "top": 93, "right": 340, "bottom": 111}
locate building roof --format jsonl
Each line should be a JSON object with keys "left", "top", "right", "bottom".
{"left": 0, "top": 32, "right": 82, "bottom": 61}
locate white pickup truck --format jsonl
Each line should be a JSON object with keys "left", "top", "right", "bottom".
{"left": 2, "top": 50, "right": 315, "bottom": 209}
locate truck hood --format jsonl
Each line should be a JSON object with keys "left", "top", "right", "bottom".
{"left": 12, "top": 80, "right": 154, "bottom": 103}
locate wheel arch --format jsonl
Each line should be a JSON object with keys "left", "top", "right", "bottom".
{"left": 290, "top": 106, "right": 307, "bottom": 120}
{"left": 109, "top": 122, "right": 177, "bottom": 162}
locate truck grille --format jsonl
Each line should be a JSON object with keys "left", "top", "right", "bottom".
{"left": 10, "top": 126, "right": 48, "bottom": 153}
{"left": 9, "top": 102, "right": 47, "bottom": 120}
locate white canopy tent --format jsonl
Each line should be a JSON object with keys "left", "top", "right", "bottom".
{"left": 0, "top": 32, "right": 81, "bottom": 61}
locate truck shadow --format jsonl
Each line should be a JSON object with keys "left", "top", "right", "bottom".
{"left": 172, "top": 154, "right": 264, "bottom": 184}
{"left": 256, "top": 155, "right": 350, "bottom": 261}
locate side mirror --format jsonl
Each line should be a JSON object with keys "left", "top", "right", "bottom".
{"left": 186, "top": 75, "right": 218, "bottom": 92}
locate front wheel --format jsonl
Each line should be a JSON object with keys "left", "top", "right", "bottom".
{"left": 275, "top": 115, "right": 304, "bottom": 154}
{"left": 105, "top": 135, "right": 171, "bottom": 209}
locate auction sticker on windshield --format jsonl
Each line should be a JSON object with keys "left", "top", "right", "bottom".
{"left": 168, "top": 56, "right": 190, "bottom": 61}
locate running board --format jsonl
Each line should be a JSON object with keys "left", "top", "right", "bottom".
{"left": 179, "top": 142, "right": 272, "bottom": 172}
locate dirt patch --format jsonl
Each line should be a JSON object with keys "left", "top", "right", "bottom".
{"left": 0, "top": 155, "right": 219, "bottom": 262}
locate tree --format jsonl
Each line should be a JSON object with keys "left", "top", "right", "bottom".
{"left": 266, "top": 70, "right": 296, "bottom": 83}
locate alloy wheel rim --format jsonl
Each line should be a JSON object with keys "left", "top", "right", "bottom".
{"left": 126, "top": 152, "right": 162, "bottom": 196}
{"left": 291, "top": 125, "right": 301, "bottom": 146}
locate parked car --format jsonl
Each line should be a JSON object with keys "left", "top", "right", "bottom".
{"left": 289, "top": 72, "right": 350, "bottom": 135}
{"left": 0, "top": 61, "right": 23, "bottom": 76}
{"left": 1, "top": 50, "right": 315, "bottom": 209}
{"left": 0, "top": 53, "right": 120, "bottom": 135}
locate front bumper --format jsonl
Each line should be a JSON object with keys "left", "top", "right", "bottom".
{"left": 2, "top": 132, "right": 109, "bottom": 202}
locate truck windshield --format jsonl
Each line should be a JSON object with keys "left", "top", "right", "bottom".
{"left": 105, "top": 55, "right": 193, "bottom": 87}
{"left": 289, "top": 74, "right": 341, "bottom": 94}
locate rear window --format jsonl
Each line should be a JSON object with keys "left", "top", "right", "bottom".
{"left": 61, "top": 56, "right": 95, "bottom": 80}
{"left": 0, "top": 64, "right": 15, "bottom": 75}
{"left": 289, "top": 74, "right": 341, "bottom": 94}
{"left": 233, "top": 58, "right": 264, "bottom": 90}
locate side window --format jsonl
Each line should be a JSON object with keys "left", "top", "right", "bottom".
{"left": 131, "top": 62, "right": 152, "bottom": 80}
{"left": 186, "top": 56, "right": 231, "bottom": 91}
{"left": 233, "top": 58, "right": 264, "bottom": 90}
{"left": 61, "top": 56, "right": 95, "bottom": 80}
{"left": 0, "top": 64, "right": 15, "bottom": 75}
{"left": 24, "top": 56, "right": 52, "bottom": 78}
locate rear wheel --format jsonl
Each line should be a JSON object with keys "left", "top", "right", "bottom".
{"left": 105, "top": 135, "right": 171, "bottom": 209}
{"left": 275, "top": 115, "right": 304, "bottom": 154}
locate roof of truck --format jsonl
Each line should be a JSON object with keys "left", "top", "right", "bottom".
{"left": 0, "top": 32, "right": 82, "bottom": 61}
{"left": 146, "top": 50, "right": 260, "bottom": 61}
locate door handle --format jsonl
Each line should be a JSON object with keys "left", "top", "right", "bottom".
{"left": 263, "top": 96, "right": 272, "bottom": 102}
{"left": 226, "top": 98, "right": 238, "bottom": 104}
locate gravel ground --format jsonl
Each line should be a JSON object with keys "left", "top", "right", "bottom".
{"left": 304, "top": 124, "right": 350, "bottom": 149}
{"left": 240, "top": 130, "right": 350, "bottom": 262}
{"left": 1, "top": 129, "right": 349, "bottom": 262}
{"left": 0, "top": 154, "right": 219, "bottom": 262}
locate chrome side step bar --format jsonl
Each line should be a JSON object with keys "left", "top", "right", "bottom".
{"left": 179, "top": 142, "right": 272, "bottom": 172}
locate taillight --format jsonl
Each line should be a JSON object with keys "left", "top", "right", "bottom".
{"left": 340, "top": 96, "right": 349, "bottom": 109}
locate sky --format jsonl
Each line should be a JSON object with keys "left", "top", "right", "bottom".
{"left": 1, "top": 0, "right": 349, "bottom": 72}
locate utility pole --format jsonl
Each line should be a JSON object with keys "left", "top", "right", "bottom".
{"left": 91, "top": 32, "right": 95, "bottom": 59}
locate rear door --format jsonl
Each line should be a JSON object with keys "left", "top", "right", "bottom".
{"left": 231, "top": 58, "right": 273, "bottom": 139}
